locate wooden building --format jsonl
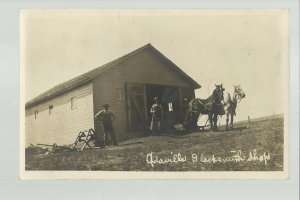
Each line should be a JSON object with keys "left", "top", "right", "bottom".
{"left": 25, "top": 44, "right": 201, "bottom": 146}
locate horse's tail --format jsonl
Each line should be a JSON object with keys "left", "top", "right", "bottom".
{"left": 183, "top": 98, "right": 203, "bottom": 129}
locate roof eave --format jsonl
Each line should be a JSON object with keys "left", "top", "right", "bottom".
{"left": 25, "top": 79, "right": 93, "bottom": 109}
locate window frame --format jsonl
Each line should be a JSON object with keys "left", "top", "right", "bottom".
{"left": 117, "top": 88, "right": 125, "bottom": 100}
{"left": 71, "top": 97, "right": 77, "bottom": 110}
{"left": 168, "top": 102, "right": 174, "bottom": 111}
{"left": 34, "top": 110, "right": 38, "bottom": 119}
{"left": 49, "top": 105, "right": 53, "bottom": 115}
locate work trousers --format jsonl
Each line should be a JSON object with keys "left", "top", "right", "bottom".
{"left": 103, "top": 122, "right": 117, "bottom": 145}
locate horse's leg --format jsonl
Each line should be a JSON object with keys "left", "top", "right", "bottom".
{"left": 226, "top": 112, "right": 229, "bottom": 130}
{"left": 230, "top": 113, "right": 234, "bottom": 129}
{"left": 213, "top": 113, "right": 218, "bottom": 131}
{"left": 192, "top": 112, "right": 198, "bottom": 130}
{"left": 208, "top": 113, "right": 213, "bottom": 131}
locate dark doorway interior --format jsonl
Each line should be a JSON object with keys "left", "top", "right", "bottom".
{"left": 146, "top": 84, "right": 181, "bottom": 130}
{"left": 126, "top": 83, "right": 194, "bottom": 133}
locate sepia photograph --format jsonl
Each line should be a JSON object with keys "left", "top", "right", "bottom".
{"left": 20, "top": 9, "right": 289, "bottom": 179}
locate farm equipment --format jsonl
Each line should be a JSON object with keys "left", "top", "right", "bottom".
{"left": 25, "top": 143, "right": 71, "bottom": 157}
{"left": 71, "top": 129, "right": 96, "bottom": 150}
{"left": 26, "top": 129, "right": 97, "bottom": 157}
{"left": 36, "top": 143, "right": 71, "bottom": 153}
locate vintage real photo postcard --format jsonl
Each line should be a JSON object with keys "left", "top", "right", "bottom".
{"left": 20, "top": 9, "right": 289, "bottom": 179}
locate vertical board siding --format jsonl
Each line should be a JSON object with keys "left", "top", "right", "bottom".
{"left": 25, "top": 83, "right": 94, "bottom": 146}
{"left": 93, "top": 49, "right": 194, "bottom": 141}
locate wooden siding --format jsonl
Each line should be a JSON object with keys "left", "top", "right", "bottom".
{"left": 93, "top": 48, "right": 194, "bottom": 141}
{"left": 25, "top": 83, "right": 94, "bottom": 146}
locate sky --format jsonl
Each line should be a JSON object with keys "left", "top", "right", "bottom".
{"left": 21, "top": 9, "right": 289, "bottom": 122}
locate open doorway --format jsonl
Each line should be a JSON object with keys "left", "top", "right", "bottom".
{"left": 126, "top": 83, "right": 194, "bottom": 133}
{"left": 145, "top": 84, "right": 181, "bottom": 130}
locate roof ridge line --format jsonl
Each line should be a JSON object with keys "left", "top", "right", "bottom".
{"left": 25, "top": 43, "right": 153, "bottom": 108}
{"left": 26, "top": 43, "right": 201, "bottom": 109}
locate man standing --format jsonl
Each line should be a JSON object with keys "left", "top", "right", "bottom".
{"left": 95, "top": 104, "right": 118, "bottom": 146}
{"left": 150, "top": 97, "right": 164, "bottom": 135}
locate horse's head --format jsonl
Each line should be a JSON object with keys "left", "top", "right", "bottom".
{"left": 215, "top": 84, "right": 225, "bottom": 101}
{"left": 234, "top": 85, "right": 246, "bottom": 101}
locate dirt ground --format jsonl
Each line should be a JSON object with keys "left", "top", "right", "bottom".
{"left": 25, "top": 115, "right": 284, "bottom": 171}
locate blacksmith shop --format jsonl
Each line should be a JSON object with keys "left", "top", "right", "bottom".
{"left": 25, "top": 43, "right": 201, "bottom": 146}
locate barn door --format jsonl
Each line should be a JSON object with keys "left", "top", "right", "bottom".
{"left": 126, "top": 83, "right": 147, "bottom": 130}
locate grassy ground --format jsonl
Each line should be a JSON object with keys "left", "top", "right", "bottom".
{"left": 25, "top": 116, "right": 284, "bottom": 171}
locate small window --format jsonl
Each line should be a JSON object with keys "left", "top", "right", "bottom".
{"left": 34, "top": 110, "right": 38, "bottom": 119}
{"left": 49, "top": 105, "right": 53, "bottom": 115}
{"left": 71, "top": 97, "right": 76, "bottom": 110}
{"left": 168, "top": 103, "right": 174, "bottom": 111}
{"left": 117, "top": 88, "right": 124, "bottom": 100}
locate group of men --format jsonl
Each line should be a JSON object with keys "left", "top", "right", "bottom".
{"left": 94, "top": 97, "right": 164, "bottom": 147}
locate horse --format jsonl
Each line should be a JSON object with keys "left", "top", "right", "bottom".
{"left": 225, "top": 85, "right": 246, "bottom": 130}
{"left": 184, "top": 84, "right": 225, "bottom": 131}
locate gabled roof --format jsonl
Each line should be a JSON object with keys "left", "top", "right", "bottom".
{"left": 26, "top": 43, "right": 201, "bottom": 109}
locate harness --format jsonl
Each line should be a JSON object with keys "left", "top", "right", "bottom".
{"left": 225, "top": 88, "right": 244, "bottom": 115}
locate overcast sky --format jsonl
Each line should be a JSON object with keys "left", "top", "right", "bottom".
{"left": 21, "top": 9, "right": 289, "bottom": 122}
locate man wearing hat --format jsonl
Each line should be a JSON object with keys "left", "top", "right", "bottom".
{"left": 95, "top": 104, "right": 118, "bottom": 146}
{"left": 150, "top": 97, "right": 164, "bottom": 135}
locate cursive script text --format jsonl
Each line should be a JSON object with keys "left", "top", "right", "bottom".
{"left": 146, "top": 152, "right": 186, "bottom": 167}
